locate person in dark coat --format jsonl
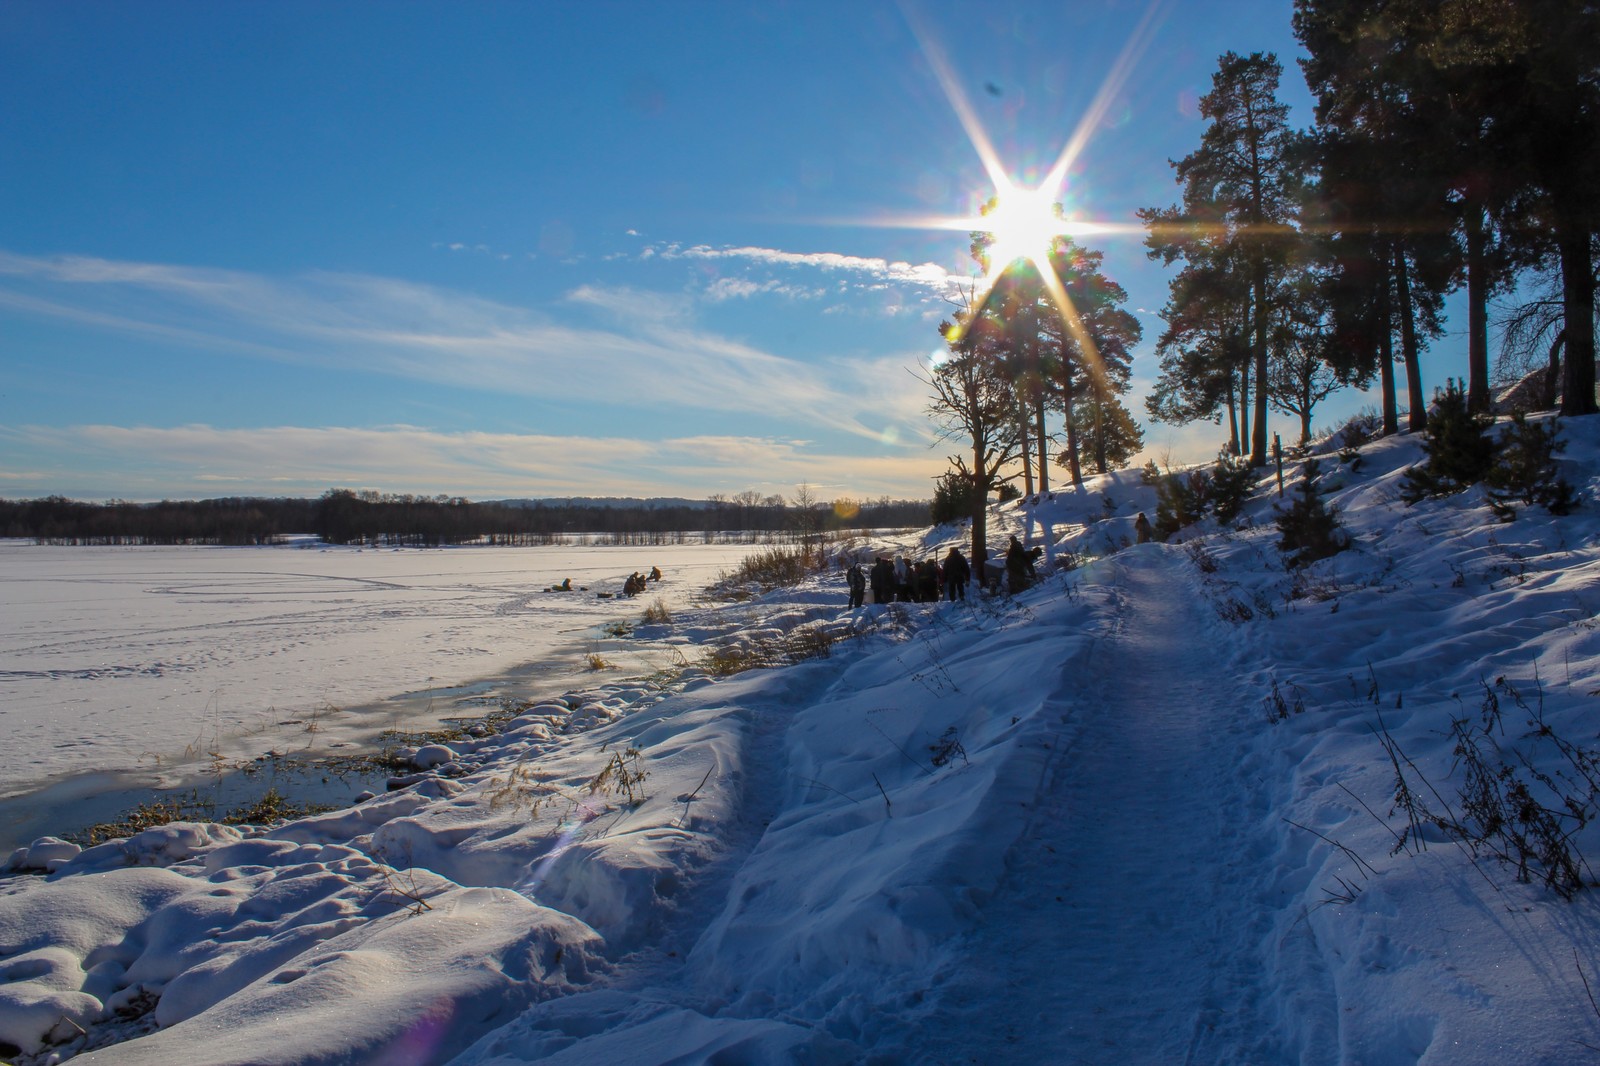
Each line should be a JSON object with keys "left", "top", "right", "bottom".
{"left": 846, "top": 562, "right": 866, "bottom": 608}
{"left": 1134, "top": 512, "right": 1153, "bottom": 544}
{"left": 869, "top": 557, "right": 893, "bottom": 605}
{"left": 1005, "top": 535, "right": 1030, "bottom": 594}
{"left": 943, "top": 546, "right": 970, "bottom": 601}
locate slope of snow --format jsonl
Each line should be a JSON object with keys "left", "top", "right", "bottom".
{"left": 5, "top": 414, "right": 1600, "bottom": 1063}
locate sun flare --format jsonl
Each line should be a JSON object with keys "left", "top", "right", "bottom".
{"left": 979, "top": 184, "right": 1068, "bottom": 277}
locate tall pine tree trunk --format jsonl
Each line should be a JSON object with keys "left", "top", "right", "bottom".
{"left": 1061, "top": 384, "right": 1084, "bottom": 487}
{"left": 1394, "top": 245, "right": 1426, "bottom": 431}
{"left": 1238, "top": 357, "right": 1252, "bottom": 458}
{"left": 1250, "top": 256, "right": 1269, "bottom": 465}
{"left": 969, "top": 451, "right": 988, "bottom": 592}
{"left": 1034, "top": 396, "right": 1050, "bottom": 493}
{"left": 1558, "top": 220, "right": 1598, "bottom": 416}
{"left": 1093, "top": 401, "right": 1108, "bottom": 474}
{"left": 1225, "top": 374, "right": 1240, "bottom": 455}
{"left": 1465, "top": 201, "right": 1491, "bottom": 414}
{"left": 1017, "top": 399, "right": 1034, "bottom": 499}
{"left": 1378, "top": 266, "right": 1398, "bottom": 435}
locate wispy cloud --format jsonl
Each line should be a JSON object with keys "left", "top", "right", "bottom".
{"left": 0, "top": 423, "right": 942, "bottom": 501}
{"left": 645, "top": 242, "right": 969, "bottom": 300}
{"left": 0, "top": 250, "right": 930, "bottom": 446}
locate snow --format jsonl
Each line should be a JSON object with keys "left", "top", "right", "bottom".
{"left": 0, "top": 541, "right": 757, "bottom": 824}
{"left": 5, "top": 415, "right": 1600, "bottom": 1063}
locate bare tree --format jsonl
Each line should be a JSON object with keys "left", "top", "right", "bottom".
{"left": 925, "top": 289, "right": 1024, "bottom": 586}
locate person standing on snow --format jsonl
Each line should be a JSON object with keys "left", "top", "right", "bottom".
{"left": 869, "top": 557, "right": 893, "bottom": 605}
{"left": 893, "top": 555, "right": 912, "bottom": 602}
{"left": 1005, "top": 535, "right": 1030, "bottom": 594}
{"left": 942, "top": 546, "right": 970, "bottom": 601}
{"left": 846, "top": 562, "right": 866, "bottom": 608}
{"left": 1135, "top": 512, "right": 1153, "bottom": 544}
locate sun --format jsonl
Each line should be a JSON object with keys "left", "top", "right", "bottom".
{"left": 978, "top": 183, "right": 1068, "bottom": 278}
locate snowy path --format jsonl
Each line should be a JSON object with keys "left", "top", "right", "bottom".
{"left": 902, "top": 550, "right": 1298, "bottom": 1063}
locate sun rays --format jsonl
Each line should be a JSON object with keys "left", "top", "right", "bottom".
{"left": 890, "top": 0, "right": 1173, "bottom": 377}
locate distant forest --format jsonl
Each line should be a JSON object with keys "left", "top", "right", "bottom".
{"left": 0, "top": 489, "right": 933, "bottom": 547}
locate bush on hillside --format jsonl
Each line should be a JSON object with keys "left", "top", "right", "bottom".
{"left": 717, "top": 545, "right": 814, "bottom": 594}
{"left": 1485, "top": 412, "right": 1577, "bottom": 518}
{"left": 1153, "top": 468, "right": 1213, "bottom": 540}
{"left": 1275, "top": 458, "right": 1347, "bottom": 568}
{"left": 1210, "top": 453, "right": 1256, "bottom": 525}
{"left": 1400, "top": 380, "right": 1496, "bottom": 502}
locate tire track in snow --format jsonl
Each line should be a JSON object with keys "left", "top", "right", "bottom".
{"left": 903, "top": 549, "right": 1301, "bottom": 1064}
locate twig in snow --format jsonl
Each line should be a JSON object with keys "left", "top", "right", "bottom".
{"left": 1283, "top": 817, "right": 1381, "bottom": 878}
{"left": 873, "top": 773, "right": 892, "bottom": 816}
{"left": 802, "top": 778, "right": 861, "bottom": 804}
{"left": 1578, "top": 948, "right": 1600, "bottom": 1024}
{"left": 674, "top": 765, "right": 715, "bottom": 828}
{"left": 867, "top": 720, "right": 933, "bottom": 777}
{"left": 1337, "top": 782, "right": 1407, "bottom": 851}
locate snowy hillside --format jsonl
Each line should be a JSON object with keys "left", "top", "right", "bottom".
{"left": 6, "top": 415, "right": 1600, "bottom": 1064}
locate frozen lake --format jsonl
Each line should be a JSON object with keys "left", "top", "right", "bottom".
{"left": 0, "top": 539, "right": 760, "bottom": 842}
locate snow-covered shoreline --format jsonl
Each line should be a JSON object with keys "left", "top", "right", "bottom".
{"left": 6, "top": 417, "right": 1600, "bottom": 1063}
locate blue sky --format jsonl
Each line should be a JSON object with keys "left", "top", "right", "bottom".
{"left": 0, "top": 0, "right": 1459, "bottom": 503}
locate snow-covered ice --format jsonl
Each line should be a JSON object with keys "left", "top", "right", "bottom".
{"left": 5, "top": 414, "right": 1600, "bottom": 1063}
{"left": 0, "top": 541, "right": 755, "bottom": 829}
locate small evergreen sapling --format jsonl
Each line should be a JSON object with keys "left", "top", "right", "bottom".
{"left": 1400, "top": 380, "right": 1496, "bottom": 502}
{"left": 1275, "top": 458, "right": 1347, "bottom": 568}
{"left": 1210, "top": 452, "right": 1256, "bottom": 525}
{"left": 1153, "top": 468, "right": 1212, "bottom": 539}
{"left": 1485, "top": 412, "right": 1576, "bottom": 518}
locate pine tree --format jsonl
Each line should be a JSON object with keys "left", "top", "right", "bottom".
{"left": 1275, "top": 457, "right": 1347, "bottom": 567}
{"left": 1485, "top": 413, "right": 1576, "bottom": 517}
{"left": 1400, "top": 380, "right": 1495, "bottom": 502}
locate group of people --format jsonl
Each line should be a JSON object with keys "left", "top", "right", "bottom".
{"left": 846, "top": 546, "right": 972, "bottom": 607}
{"left": 621, "top": 565, "right": 663, "bottom": 597}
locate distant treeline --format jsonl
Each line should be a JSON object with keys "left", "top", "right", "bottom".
{"left": 0, "top": 490, "right": 933, "bottom": 546}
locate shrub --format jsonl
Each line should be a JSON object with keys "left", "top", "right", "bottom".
{"left": 700, "top": 625, "right": 838, "bottom": 676}
{"left": 1485, "top": 412, "right": 1576, "bottom": 518}
{"left": 1378, "top": 677, "right": 1600, "bottom": 901}
{"left": 1210, "top": 452, "right": 1256, "bottom": 525}
{"left": 641, "top": 598, "right": 671, "bottom": 624}
{"left": 719, "top": 545, "right": 811, "bottom": 591}
{"left": 1154, "top": 468, "right": 1213, "bottom": 539}
{"left": 1275, "top": 458, "right": 1347, "bottom": 568}
{"left": 1334, "top": 408, "right": 1383, "bottom": 452}
{"left": 1400, "top": 380, "right": 1496, "bottom": 502}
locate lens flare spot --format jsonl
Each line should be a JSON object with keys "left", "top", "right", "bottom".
{"left": 833, "top": 499, "right": 861, "bottom": 521}
{"left": 879, "top": 425, "right": 901, "bottom": 446}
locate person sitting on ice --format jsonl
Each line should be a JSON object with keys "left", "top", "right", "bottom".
{"left": 649, "top": 565, "right": 662, "bottom": 582}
